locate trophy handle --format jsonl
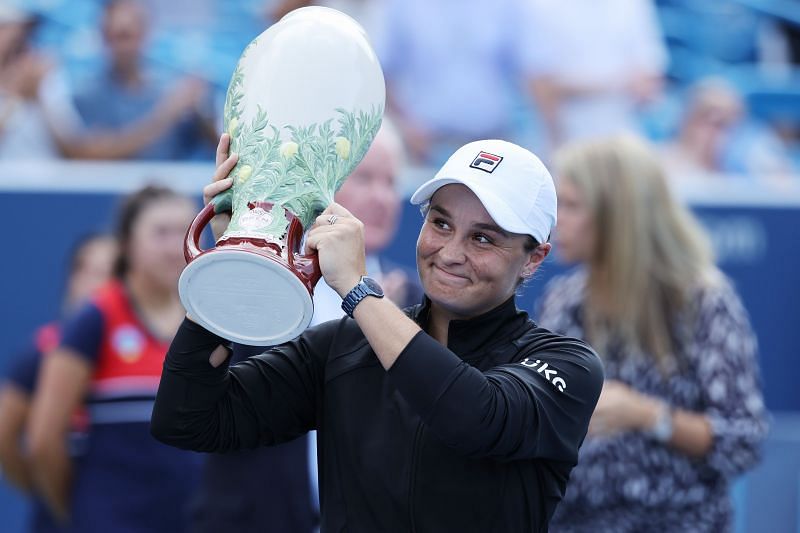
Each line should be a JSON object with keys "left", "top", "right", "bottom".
{"left": 184, "top": 191, "right": 233, "bottom": 263}
{"left": 184, "top": 203, "right": 215, "bottom": 263}
{"left": 286, "top": 214, "right": 322, "bottom": 290}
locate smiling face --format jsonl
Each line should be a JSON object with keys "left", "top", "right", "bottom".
{"left": 416, "top": 184, "right": 550, "bottom": 320}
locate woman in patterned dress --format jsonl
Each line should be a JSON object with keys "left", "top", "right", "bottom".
{"left": 540, "top": 135, "right": 768, "bottom": 532}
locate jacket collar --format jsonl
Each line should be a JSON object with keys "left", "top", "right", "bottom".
{"left": 410, "top": 296, "right": 530, "bottom": 360}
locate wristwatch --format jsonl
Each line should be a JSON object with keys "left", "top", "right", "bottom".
{"left": 645, "top": 401, "right": 674, "bottom": 443}
{"left": 341, "top": 276, "right": 384, "bottom": 317}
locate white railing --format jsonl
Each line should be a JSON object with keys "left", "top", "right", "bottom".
{"left": 2, "top": 160, "right": 800, "bottom": 206}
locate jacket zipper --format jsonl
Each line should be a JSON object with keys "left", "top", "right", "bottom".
{"left": 408, "top": 421, "right": 424, "bottom": 533}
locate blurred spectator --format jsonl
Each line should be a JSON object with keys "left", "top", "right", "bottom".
{"left": 376, "top": 0, "right": 537, "bottom": 164}
{"left": 26, "top": 186, "right": 201, "bottom": 532}
{"left": 660, "top": 78, "right": 794, "bottom": 179}
{"left": 0, "top": 234, "right": 115, "bottom": 533}
{"left": 538, "top": 136, "right": 767, "bottom": 532}
{"left": 60, "top": 236, "right": 119, "bottom": 315}
{"left": 526, "top": 0, "right": 667, "bottom": 150}
{"left": 64, "top": 0, "right": 216, "bottom": 160}
{"left": 0, "top": 6, "right": 82, "bottom": 160}
{"left": 190, "top": 122, "right": 422, "bottom": 533}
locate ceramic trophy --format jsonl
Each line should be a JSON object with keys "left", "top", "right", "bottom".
{"left": 179, "top": 7, "right": 385, "bottom": 345}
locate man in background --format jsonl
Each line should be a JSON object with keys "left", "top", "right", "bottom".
{"left": 64, "top": 0, "right": 216, "bottom": 160}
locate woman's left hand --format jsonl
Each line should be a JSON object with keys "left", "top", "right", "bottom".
{"left": 589, "top": 380, "right": 659, "bottom": 436}
{"left": 305, "top": 203, "right": 367, "bottom": 298}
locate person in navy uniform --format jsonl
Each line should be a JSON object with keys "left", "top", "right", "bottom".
{"left": 0, "top": 234, "right": 115, "bottom": 533}
{"left": 26, "top": 186, "right": 201, "bottom": 532}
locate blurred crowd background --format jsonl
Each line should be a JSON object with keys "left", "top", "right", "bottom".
{"left": 1, "top": 0, "right": 799, "bottom": 532}
{"left": 1, "top": 0, "right": 800, "bottom": 174}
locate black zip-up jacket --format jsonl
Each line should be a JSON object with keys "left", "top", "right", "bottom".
{"left": 151, "top": 297, "right": 603, "bottom": 532}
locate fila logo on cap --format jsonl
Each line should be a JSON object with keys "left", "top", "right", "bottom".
{"left": 470, "top": 151, "right": 503, "bottom": 173}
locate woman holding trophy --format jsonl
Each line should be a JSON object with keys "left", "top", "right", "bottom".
{"left": 152, "top": 8, "right": 604, "bottom": 531}
{"left": 154, "top": 133, "right": 605, "bottom": 531}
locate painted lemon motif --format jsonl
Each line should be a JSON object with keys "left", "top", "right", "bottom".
{"left": 228, "top": 117, "right": 239, "bottom": 137}
{"left": 237, "top": 164, "right": 253, "bottom": 183}
{"left": 335, "top": 136, "right": 351, "bottom": 159}
{"left": 280, "top": 141, "right": 299, "bottom": 159}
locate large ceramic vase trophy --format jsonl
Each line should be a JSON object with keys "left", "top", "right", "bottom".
{"left": 179, "top": 7, "right": 385, "bottom": 345}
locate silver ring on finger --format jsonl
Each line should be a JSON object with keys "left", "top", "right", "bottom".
{"left": 327, "top": 214, "right": 338, "bottom": 225}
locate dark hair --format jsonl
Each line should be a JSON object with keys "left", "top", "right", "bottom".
{"left": 103, "top": 0, "right": 140, "bottom": 14}
{"left": 113, "top": 185, "right": 184, "bottom": 278}
{"left": 67, "top": 233, "right": 114, "bottom": 276}
{"left": 523, "top": 235, "right": 540, "bottom": 252}
{"left": 2, "top": 15, "right": 40, "bottom": 66}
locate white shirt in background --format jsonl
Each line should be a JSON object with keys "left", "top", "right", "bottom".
{"left": 376, "top": 0, "right": 540, "bottom": 140}
{"left": 525, "top": 0, "right": 668, "bottom": 142}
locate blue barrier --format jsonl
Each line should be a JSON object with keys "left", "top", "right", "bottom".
{"left": 1, "top": 166, "right": 799, "bottom": 532}
{"left": 1, "top": 172, "right": 799, "bottom": 409}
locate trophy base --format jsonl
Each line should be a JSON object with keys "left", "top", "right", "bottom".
{"left": 178, "top": 248, "right": 314, "bottom": 346}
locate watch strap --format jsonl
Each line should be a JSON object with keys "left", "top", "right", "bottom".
{"left": 341, "top": 277, "right": 383, "bottom": 318}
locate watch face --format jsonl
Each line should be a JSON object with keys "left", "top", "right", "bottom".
{"left": 363, "top": 277, "right": 384, "bottom": 297}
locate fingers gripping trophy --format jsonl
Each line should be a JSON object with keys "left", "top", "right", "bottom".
{"left": 179, "top": 7, "right": 385, "bottom": 346}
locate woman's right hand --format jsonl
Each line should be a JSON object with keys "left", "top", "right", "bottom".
{"left": 204, "top": 133, "right": 238, "bottom": 241}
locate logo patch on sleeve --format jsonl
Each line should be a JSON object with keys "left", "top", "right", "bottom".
{"left": 520, "top": 358, "right": 567, "bottom": 392}
{"left": 470, "top": 151, "right": 503, "bottom": 173}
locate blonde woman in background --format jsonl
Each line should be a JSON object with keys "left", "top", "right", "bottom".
{"left": 539, "top": 136, "right": 767, "bottom": 532}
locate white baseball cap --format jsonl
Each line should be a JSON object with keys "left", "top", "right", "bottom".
{"left": 410, "top": 140, "right": 557, "bottom": 243}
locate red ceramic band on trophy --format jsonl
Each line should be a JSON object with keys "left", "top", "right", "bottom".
{"left": 184, "top": 201, "right": 322, "bottom": 293}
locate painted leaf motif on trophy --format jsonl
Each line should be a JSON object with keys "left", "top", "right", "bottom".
{"left": 222, "top": 104, "right": 383, "bottom": 238}
{"left": 220, "top": 44, "right": 383, "bottom": 240}
{"left": 223, "top": 64, "right": 244, "bottom": 139}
